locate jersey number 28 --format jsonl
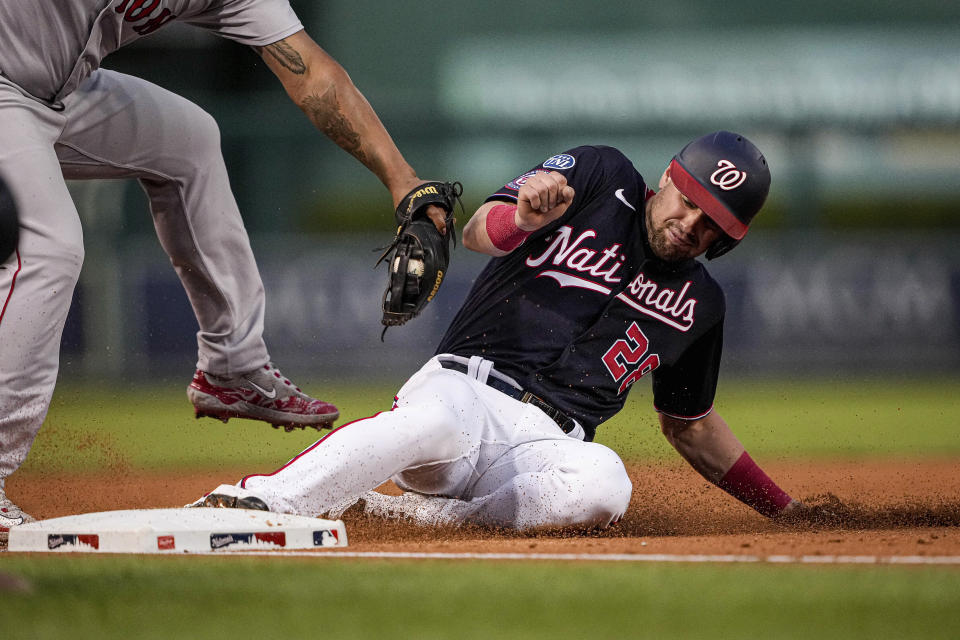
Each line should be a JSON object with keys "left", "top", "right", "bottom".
{"left": 602, "top": 322, "right": 660, "bottom": 394}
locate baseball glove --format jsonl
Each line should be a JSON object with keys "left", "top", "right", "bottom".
{"left": 376, "top": 181, "right": 462, "bottom": 337}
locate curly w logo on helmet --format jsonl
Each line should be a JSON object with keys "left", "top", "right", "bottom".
{"left": 709, "top": 160, "right": 748, "bottom": 190}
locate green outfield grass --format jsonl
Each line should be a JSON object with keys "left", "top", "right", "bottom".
{"left": 23, "top": 376, "right": 960, "bottom": 473}
{"left": 3, "top": 556, "right": 960, "bottom": 640}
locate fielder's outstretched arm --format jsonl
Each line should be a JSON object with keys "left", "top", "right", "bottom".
{"left": 254, "top": 30, "right": 425, "bottom": 210}
{"left": 659, "top": 411, "right": 801, "bottom": 518}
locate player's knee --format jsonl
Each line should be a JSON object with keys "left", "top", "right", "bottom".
{"left": 168, "top": 107, "right": 224, "bottom": 175}
{"left": 392, "top": 403, "right": 469, "bottom": 459}
{"left": 563, "top": 446, "right": 632, "bottom": 528}
{"left": 189, "top": 109, "right": 223, "bottom": 157}
{"left": 587, "top": 468, "right": 633, "bottom": 527}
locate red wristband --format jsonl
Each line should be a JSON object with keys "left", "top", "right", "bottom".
{"left": 485, "top": 204, "right": 532, "bottom": 252}
{"left": 717, "top": 452, "right": 793, "bottom": 517}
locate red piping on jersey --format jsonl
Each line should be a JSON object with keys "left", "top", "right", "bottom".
{"left": 241, "top": 411, "right": 387, "bottom": 487}
{"left": 654, "top": 404, "right": 714, "bottom": 421}
{"left": 668, "top": 159, "right": 748, "bottom": 240}
{"left": 0, "top": 250, "right": 22, "bottom": 328}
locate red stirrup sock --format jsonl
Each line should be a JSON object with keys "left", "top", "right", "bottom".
{"left": 717, "top": 451, "right": 793, "bottom": 517}
{"left": 485, "top": 204, "right": 532, "bottom": 252}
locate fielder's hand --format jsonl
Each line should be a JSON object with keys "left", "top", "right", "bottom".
{"left": 392, "top": 180, "right": 454, "bottom": 235}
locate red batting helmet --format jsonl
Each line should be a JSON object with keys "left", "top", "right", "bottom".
{"left": 669, "top": 131, "right": 771, "bottom": 259}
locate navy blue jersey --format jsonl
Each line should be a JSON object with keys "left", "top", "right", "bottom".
{"left": 437, "top": 146, "right": 725, "bottom": 441}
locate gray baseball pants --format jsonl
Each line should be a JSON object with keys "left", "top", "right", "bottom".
{"left": 0, "top": 69, "right": 269, "bottom": 485}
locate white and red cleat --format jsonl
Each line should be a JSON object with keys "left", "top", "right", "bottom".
{"left": 187, "top": 363, "right": 339, "bottom": 431}
{"left": 0, "top": 489, "right": 36, "bottom": 550}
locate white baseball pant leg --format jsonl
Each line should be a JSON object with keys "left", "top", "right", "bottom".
{"left": 0, "top": 70, "right": 269, "bottom": 484}
{"left": 396, "top": 434, "right": 633, "bottom": 530}
{"left": 242, "top": 356, "right": 632, "bottom": 530}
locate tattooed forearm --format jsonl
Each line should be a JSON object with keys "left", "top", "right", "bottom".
{"left": 256, "top": 41, "right": 306, "bottom": 75}
{"left": 302, "top": 89, "right": 371, "bottom": 168}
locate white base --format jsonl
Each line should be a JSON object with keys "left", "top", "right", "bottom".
{"left": 7, "top": 508, "right": 347, "bottom": 553}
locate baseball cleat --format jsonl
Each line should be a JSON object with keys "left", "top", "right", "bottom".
{"left": 0, "top": 489, "right": 36, "bottom": 550}
{"left": 326, "top": 491, "right": 447, "bottom": 526}
{"left": 186, "top": 484, "right": 270, "bottom": 511}
{"left": 187, "top": 363, "right": 339, "bottom": 430}
{"left": 324, "top": 494, "right": 366, "bottom": 520}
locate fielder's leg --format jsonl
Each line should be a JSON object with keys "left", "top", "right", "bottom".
{"left": 0, "top": 80, "right": 82, "bottom": 494}
{"left": 56, "top": 70, "right": 336, "bottom": 429}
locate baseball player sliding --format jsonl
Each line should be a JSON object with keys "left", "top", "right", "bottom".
{"left": 194, "top": 132, "right": 821, "bottom": 530}
{"left": 0, "top": 0, "right": 449, "bottom": 541}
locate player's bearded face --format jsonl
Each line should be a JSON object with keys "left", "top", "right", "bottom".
{"left": 645, "top": 176, "right": 722, "bottom": 262}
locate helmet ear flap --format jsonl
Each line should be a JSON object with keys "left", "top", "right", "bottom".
{"left": 706, "top": 234, "right": 740, "bottom": 260}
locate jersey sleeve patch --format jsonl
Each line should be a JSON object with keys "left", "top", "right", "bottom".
{"left": 542, "top": 154, "right": 576, "bottom": 170}
{"left": 506, "top": 169, "right": 548, "bottom": 191}
{"left": 487, "top": 148, "right": 584, "bottom": 201}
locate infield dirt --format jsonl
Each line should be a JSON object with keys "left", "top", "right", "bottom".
{"left": 8, "top": 458, "right": 959, "bottom": 557}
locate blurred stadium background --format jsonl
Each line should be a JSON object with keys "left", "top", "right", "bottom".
{"left": 59, "top": 0, "right": 960, "bottom": 384}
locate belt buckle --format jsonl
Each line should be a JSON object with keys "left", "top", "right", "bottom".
{"left": 519, "top": 392, "right": 574, "bottom": 435}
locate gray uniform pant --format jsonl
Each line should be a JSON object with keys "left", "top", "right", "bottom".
{"left": 0, "top": 69, "right": 269, "bottom": 485}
